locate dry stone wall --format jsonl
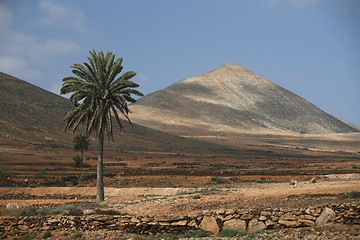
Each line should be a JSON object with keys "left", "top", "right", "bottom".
{"left": 1, "top": 202, "right": 359, "bottom": 238}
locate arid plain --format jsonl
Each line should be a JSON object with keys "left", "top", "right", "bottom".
{"left": 0, "top": 65, "right": 359, "bottom": 239}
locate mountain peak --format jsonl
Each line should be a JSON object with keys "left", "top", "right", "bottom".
{"left": 130, "top": 64, "right": 358, "bottom": 135}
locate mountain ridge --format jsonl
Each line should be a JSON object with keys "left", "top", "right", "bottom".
{"left": 130, "top": 63, "right": 358, "bottom": 135}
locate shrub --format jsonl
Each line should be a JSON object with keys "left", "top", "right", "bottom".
{"left": 73, "top": 231, "right": 83, "bottom": 238}
{"left": 42, "top": 230, "right": 51, "bottom": 239}
{"left": 13, "top": 207, "right": 38, "bottom": 216}
{"left": 19, "top": 234, "right": 33, "bottom": 240}
{"left": 211, "top": 177, "right": 229, "bottom": 184}
{"left": 181, "top": 230, "right": 210, "bottom": 238}
{"left": 73, "top": 155, "right": 83, "bottom": 168}
{"left": 338, "top": 191, "right": 360, "bottom": 199}
{"left": 94, "top": 209, "right": 121, "bottom": 215}
{"left": 33, "top": 171, "right": 46, "bottom": 179}
{"left": 218, "top": 228, "right": 238, "bottom": 237}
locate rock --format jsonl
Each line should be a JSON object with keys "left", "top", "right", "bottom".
{"left": 315, "top": 207, "right": 336, "bottom": 226}
{"left": 293, "top": 211, "right": 303, "bottom": 216}
{"left": 290, "top": 180, "right": 297, "bottom": 185}
{"left": 305, "top": 208, "right": 313, "bottom": 215}
{"left": 225, "top": 209, "right": 235, "bottom": 215}
{"left": 47, "top": 218, "right": 61, "bottom": 224}
{"left": 240, "top": 214, "right": 253, "bottom": 220}
{"left": 223, "top": 219, "right": 246, "bottom": 231}
{"left": 159, "top": 222, "right": 170, "bottom": 226}
{"left": 265, "top": 219, "right": 275, "bottom": 227}
{"left": 188, "top": 220, "right": 197, "bottom": 227}
{"left": 215, "top": 209, "right": 226, "bottom": 215}
{"left": 199, "top": 216, "right": 219, "bottom": 234}
{"left": 258, "top": 216, "right": 267, "bottom": 221}
{"left": 6, "top": 203, "right": 21, "bottom": 210}
{"left": 279, "top": 214, "right": 298, "bottom": 221}
{"left": 299, "top": 219, "right": 315, "bottom": 226}
{"left": 83, "top": 209, "right": 95, "bottom": 215}
{"left": 248, "top": 219, "right": 266, "bottom": 233}
{"left": 130, "top": 217, "right": 141, "bottom": 223}
{"left": 17, "top": 225, "right": 29, "bottom": 231}
{"left": 260, "top": 211, "right": 272, "bottom": 217}
{"left": 278, "top": 214, "right": 300, "bottom": 227}
{"left": 310, "top": 177, "right": 317, "bottom": 183}
{"left": 299, "top": 215, "right": 317, "bottom": 221}
{"left": 171, "top": 220, "right": 188, "bottom": 226}
{"left": 278, "top": 219, "right": 300, "bottom": 227}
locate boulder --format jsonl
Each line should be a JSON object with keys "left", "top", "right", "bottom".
{"left": 248, "top": 219, "right": 266, "bottom": 233}
{"left": 223, "top": 219, "right": 246, "bottom": 231}
{"left": 315, "top": 207, "right": 335, "bottom": 226}
{"left": 199, "top": 216, "right": 219, "bottom": 234}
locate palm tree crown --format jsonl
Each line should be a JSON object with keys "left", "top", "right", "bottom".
{"left": 61, "top": 50, "right": 143, "bottom": 140}
{"left": 73, "top": 133, "right": 90, "bottom": 160}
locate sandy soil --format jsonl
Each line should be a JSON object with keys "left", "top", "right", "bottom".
{"left": 1, "top": 174, "right": 359, "bottom": 216}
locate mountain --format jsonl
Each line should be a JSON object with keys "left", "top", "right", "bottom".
{"left": 129, "top": 63, "right": 358, "bottom": 135}
{"left": 0, "top": 72, "right": 227, "bottom": 153}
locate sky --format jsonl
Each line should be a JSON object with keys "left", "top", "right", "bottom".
{"left": 0, "top": 0, "right": 359, "bottom": 126}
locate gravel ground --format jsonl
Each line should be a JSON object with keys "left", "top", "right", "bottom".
{"left": 16, "top": 225, "right": 358, "bottom": 240}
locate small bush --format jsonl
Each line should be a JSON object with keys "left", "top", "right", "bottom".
{"left": 218, "top": 228, "right": 238, "bottom": 237}
{"left": 73, "top": 155, "right": 83, "bottom": 168}
{"left": 73, "top": 231, "right": 83, "bottom": 239}
{"left": 33, "top": 171, "right": 46, "bottom": 179}
{"left": 94, "top": 209, "right": 121, "bottom": 215}
{"left": 181, "top": 230, "right": 210, "bottom": 238}
{"left": 19, "top": 234, "right": 33, "bottom": 240}
{"left": 13, "top": 207, "right": 38, "bottom": 216}
{"left": 211, "top": 177, "right": 229, "bottom": 184}
{"left": 42, "top": 230, "right": 51, "bottom": 239}
{"left": 192, "top": 195, "right": 201, "bottom": 199}
{"left": 338, "top": 191, "right": 360, "bottom": 199}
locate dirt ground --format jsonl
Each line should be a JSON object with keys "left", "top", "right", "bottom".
{"left": 1, "top": 132, "right": 359, "bottom": 239}
{"left": 1, "top": 174, "right": 359, "bottom": 216}
{"left": 1, "top": 175, "right": 360, "bottom": 239}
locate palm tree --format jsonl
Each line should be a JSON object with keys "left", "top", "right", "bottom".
{"left": 73, "top": 134, "right": 90, "bottom": 165}
{"left": 61, "top": 50, "right": 143, "bottom": 202}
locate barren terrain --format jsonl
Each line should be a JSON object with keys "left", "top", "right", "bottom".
{"left": 1, "top": 70, "right": 360, "bottom": 239}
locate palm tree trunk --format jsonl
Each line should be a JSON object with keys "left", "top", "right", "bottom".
{"left": 81, "top": 149, "right": 84, "bottom": 166}
{"left": 96, "top": 133, "right": 105, "bottom": 202}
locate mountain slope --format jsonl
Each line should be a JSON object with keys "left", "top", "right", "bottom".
{"left": 129, "top": 63, "right": 358, "bottom": 135}
{"left": 0, "top": 72, "right": 228, "bottom": 153}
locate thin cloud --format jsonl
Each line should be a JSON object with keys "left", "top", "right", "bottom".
{"left": 0, "top": 2, "right": 11, "bottom": 31}
{"left": 0, "top": 1, "right": 82, "bottom": 84}
{"left": 38, "top": 0, "right": 86, "bottom": 33}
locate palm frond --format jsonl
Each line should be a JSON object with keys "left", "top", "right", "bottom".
{"left": 61, "top": 50, "right": 144, "bottom": 141}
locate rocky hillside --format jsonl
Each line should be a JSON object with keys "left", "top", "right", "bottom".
{"left": 129, "top": 63, "right": 358, "bottom": 135}
{"left": 0, "top": 72, "right": 226, "bottom": 153}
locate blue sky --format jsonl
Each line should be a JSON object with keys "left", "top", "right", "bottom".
{"left": 1, "top": 0, "right": 359, "bottom": 126}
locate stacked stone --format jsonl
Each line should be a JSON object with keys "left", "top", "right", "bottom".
{"left": 1, "top": 202, "right": 359, "bottom": 238}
